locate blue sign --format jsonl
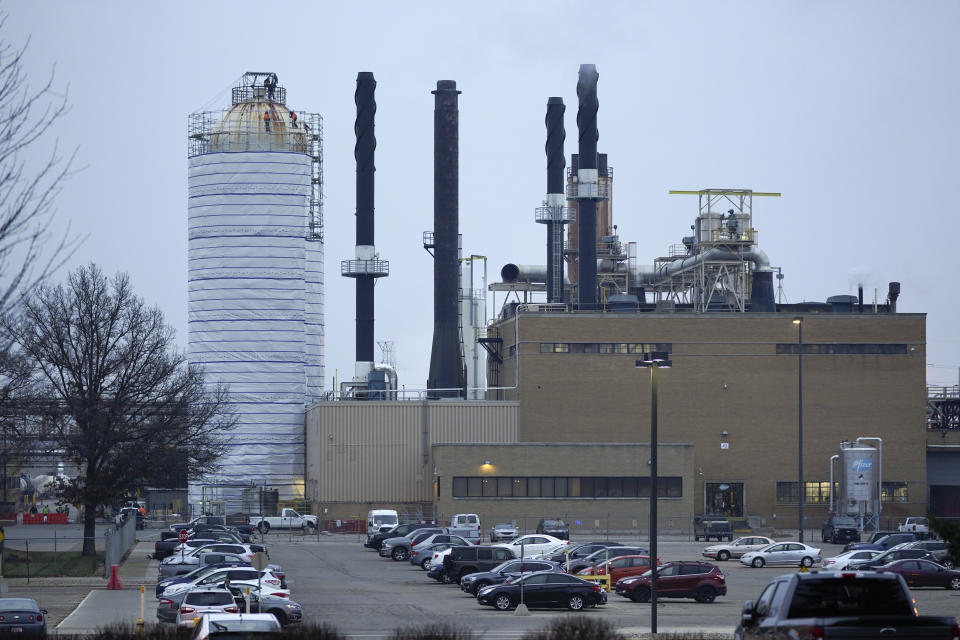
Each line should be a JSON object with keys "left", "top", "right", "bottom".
{"left": 575, "top": 520, "right": 582, "bottom": 526}
{"left": 852, "top": 458, "right": 873, "bottom": 472}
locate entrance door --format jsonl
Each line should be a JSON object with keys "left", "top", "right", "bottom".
{"left": 705, "top": 482, "right": 744, "bottom": 517}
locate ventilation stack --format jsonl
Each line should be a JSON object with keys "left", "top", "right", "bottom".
{"left": 341, "top": 72, "right": 389, "bottom": 393}
{"left": 574, "top": 64, "right": 604, "bottom": 306}
{"left": 427, "top": 80, "right": 466, "bottom": 397}
{"left": 534, "top": 98, "right": 572, "bottom": 303}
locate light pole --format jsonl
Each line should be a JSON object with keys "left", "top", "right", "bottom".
{"left": 793, "top": 317, "right": 804, "bottom": 542}
{"left": 636, "top": 350, "right": 671, "bottom": 635}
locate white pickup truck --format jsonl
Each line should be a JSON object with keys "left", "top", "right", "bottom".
{"left": 249, "top": 508, "right": 318, "bottom": 533}
{"left": 898, "top": 516, "right": 930, "bottom": 536}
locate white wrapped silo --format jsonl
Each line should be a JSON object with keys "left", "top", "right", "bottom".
{"left": 187, "top": 73, "right": 323, "bottom": 512}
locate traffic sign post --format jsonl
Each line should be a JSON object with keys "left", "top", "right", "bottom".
{"left": 179, "top": 529, "right": 188, "bottom": 562}
{"left": 252, "top": 551, "right": 268, "bottom": 601}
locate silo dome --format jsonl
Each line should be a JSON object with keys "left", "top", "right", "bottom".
{"left": 209, "top": 100, "right": 309, "bottom": 153}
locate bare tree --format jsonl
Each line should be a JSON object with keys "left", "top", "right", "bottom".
{"left": 0, "top": 22, "right": 81, "bottom": 320}
{"left": 7, "top": 263, "right": 236, "bottom": 556}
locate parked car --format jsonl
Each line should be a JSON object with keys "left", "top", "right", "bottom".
{"left": 577, "top": 555, "right": 659, "bottom": 583}
{"left": 876, "top": 558, "right": 960, "bottom": 590}
{"left": 538, "top": 541, "right": 623, "bottom": 564}
{"left": 448, "top": 513, "right": 481, "bottom": 541}
{"left": 191, "top": 613, "right": 281, "bottom": 640}
{"left": 739, "top": 542, "right": 822, "bottom": 568}
{"left": 535, "top": 519, "right": 569, "bottom": 540}
{"left": 492, "top": 534, "right": 567, "bottom": 559}
{"left": 0, "top": 598, "right": 47, "bottom": 637}
{"left": 842, "top": 530, "right": 898, "bottom": 551}
{"left": 433, "top": 545, "right": 516, "bottom": 583}
{"left": 847, "top": 547, "right": 936, "bottom": 570}
{"left": 615, "top": 561, "right": 726, "bottom": 603}
{"left": 159, "top": 543, "right": 259, "bottom": 578}
{"left": 175, "top": 588, "right": 238, "bottom": 627}
{"left": 161, "top": 567, "right": 287, "bottom": 599}
{"left": 900, "top": 539, "right": 954, "bottom": 568}
{"left": 364, "top": 522, "right": 433, "bottom": 551}
{"left": 476, "top": 571, "right": 607, "bottom": 611}
{"left": 160, "top": 552, "right": 249, "bottom": 578}
{"left": 156, "top": 563, "right": 264, "bottom": 599}
{"left": 410, "top": 542, "right": 456, "bottom": 570}
{"left": 820, "top": 515, "right": 860, "bottom": 544}
{"left": 367, "top": 509, "right": 399, "bottom": 536}
{"left": 843, "top": 532, "right": 917, "bottom": 553}
{"left": 565, "top": 546, "right": 649, "bottom": 574}
{"left": 820, "top": 549, "right": 881, "bottom": 570}
{"left": 734, "top": 569, "right": 957, "bottom": 640}
{"left": 459, "top": 559, "right": 562, "bottom": 595}
{"left": 225, "top": 586, "right": 303, "bottom": 625}
{"left": 489, "top": 523, "right": 519, "bottom": 543}
{"left": 378, "top": 528, "right": 445, "bottom": 561}
{"left": 694, "top": 517, "right": 733, "bottom": 542}
{"left": 249, "top": 508, "right": 318, "bottom": 533}
{"left": 169, "top": 515, "right": 225, "bottom": 532}
{"left": 702, "top": 536, "right": 776, "bottom": 561}
{"left": 898, "top": 516, "right": 930, "bottom": 536}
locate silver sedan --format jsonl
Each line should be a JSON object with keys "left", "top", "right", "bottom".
{"left": 702, "top": 536, "right": 776, "bottom": 561}
{"left": 739, "top": 542, "right": 822, "bottom": 568}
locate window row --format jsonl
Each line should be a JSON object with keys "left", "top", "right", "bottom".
{"left": 451, "top": 476, "right": 683, "bottom": 499}
{"left": 538, "top": 342, "right": 672, "bottom": 354}
{"left": 775, "top": 481, "right": 908, "bottom": 504}
{"left": 776, "top": 343, "right": 908, "bottom": 355}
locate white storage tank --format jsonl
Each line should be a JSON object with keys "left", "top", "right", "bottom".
{"left": 838, "top": 442, "right": 878, "bottom": 516}
{"left": 186, "top": 72, "right": 324, "bottom": 509}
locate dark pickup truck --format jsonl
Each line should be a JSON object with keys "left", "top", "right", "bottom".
{"left": 735, "top": 570, "right": 958, "bottom": 640}
{"left": 694, "top": 517, "right": 733, "bottom": 542}
{"left": 821, "top": 515, "right": 860, "bottom": 544}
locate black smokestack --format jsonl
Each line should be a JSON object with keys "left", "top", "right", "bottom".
{"left": 858, "top": 284, "right": 864, "bottom": 312}
{"left": 545, "top": 97, "right": 566, "bottom": 303}
{"left": 888, "top": 281, "right": 901, "bottom": 313}
{"left": 427, "top": 80, "right": 465, "bottom": 397}
{"left": 354, "top": 72, "right": 376, "bottom": 364}
{"left": 576, "top": 64, "right": 599, "bottom": 306}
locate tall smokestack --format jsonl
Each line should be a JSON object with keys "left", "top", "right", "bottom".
{"left": 427, "top": 80, "right": 465, "bottom": 397}
{"left": 576, "top": 64, "right": 599, "bottom": 306}
{"left": 545, "top": 97, "right": 566, "bottom": 303}
{"left": 343, "top": 72, "right": 388, "bottom": 385}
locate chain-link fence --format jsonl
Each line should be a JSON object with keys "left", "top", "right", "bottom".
{"left": 104, "top": 515, "right": 136, "bottom": 578}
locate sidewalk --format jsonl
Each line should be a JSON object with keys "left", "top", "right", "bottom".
{"left": 55, "top": 540, "right": 159, "bottom": 633}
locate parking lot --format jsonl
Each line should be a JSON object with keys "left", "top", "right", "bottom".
{"left": 261, "top": 534, "right": 960, "bottom": 637}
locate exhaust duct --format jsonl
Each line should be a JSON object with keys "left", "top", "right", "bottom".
{"left": 545, "top": 97, "right": 566, "bottom": 302}
{"left": 575, "top": 64, "right": 599, "bottom": 305}
{"left": 427, "top": 80, "right": 466, "bottom": 397}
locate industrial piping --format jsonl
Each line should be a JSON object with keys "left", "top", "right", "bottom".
{"left": 575, "top": 64, "right": 599, "bottom": 305}
{"left": 427, "top": 80, "right": 466, "bottom": 397}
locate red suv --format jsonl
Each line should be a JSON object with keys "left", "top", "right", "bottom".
{"left": 615, "top": 561, "right": 726, "bottom": 603}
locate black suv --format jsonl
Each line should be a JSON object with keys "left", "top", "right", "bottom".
{"left": 536, "top": 519, "right": 570, "bottom": 540}
{"left": 821, "top": 515, "right": 860, "bottom": 544}
{"left": 433, "top": 545, "right": 515, "bottom": 583}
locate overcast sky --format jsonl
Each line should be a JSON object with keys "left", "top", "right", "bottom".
{"left": 11, "top": 1, "right": 960, "bottom": 390}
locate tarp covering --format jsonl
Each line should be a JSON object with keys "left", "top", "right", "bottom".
{"left": 187, "top": 151, "right": 322, "bottom": 509}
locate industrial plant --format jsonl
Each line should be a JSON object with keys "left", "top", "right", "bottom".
{"left": 187, "top": 67, "right": 958, "bottom": 532}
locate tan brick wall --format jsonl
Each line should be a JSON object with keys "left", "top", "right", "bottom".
{"left": 488, "top": 311, "right": 927, "bottom": 527}
{"left": 433, "top": 443, "right": 695, "bottom": 534}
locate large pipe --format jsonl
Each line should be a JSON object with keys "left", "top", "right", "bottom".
{"left": 354, "top": 72, "right": 376, "bottom": 365}
{"left": 427, "top": 80, "right": 466, "bottom": 397}
{"left": 545, "top": 97, "right": 566, "bottom": 303}
{"left": 576, "top": 64, "right": 599, "bottom": 305}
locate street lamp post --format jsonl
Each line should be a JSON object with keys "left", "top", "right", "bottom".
{"left": 636, "top": 351, "right": 671, "bottom": 635}
{"left": 793, "top": 317, "right": 804, "bottom": 542}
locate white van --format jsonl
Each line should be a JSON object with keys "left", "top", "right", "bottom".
{"left": 367, "top": 509, "right": 399, "bottom": 536}
{"left": 448, "top": 513, "right": 481, "bottom": 540}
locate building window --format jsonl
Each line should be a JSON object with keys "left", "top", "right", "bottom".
{"left": 450, "top": 476, "right": 683, "bottom": 498}
{"left": 882, "top": 482, "right": 909, "bottom": 503}
{"left": 539, "top": 343, "right": 569, "bottom": 353}
{"left": 776, "top": 481, "right": 799, "bottom": 503}
{"left": 776, "top": 481, "right": 836, "bottom": 504}
{"left": 776, "top": 343, "right": 908, "bottom": 355}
